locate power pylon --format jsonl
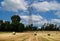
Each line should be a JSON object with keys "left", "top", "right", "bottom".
{"left": 28, "top": 6, "right": 32, "bottom": 25}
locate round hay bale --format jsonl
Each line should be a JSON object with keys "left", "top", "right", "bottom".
{"left": 12, "top": 32, "right": 16, "bottom": 35}
{"left": 48, "top": 34, "right": 50, "bottom": 36}
{"left": 34, "top": 33, "right": 37, "bottom": 36}
{"left": 56, "top": 33, "right": 58, "bottom": 34}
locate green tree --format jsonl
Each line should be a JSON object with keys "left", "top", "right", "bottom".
{"left": 0, "top": 20, "right": 3, "bottom": 31}
{"left": 25, "top": 24, "right": 37, "bottom": 31}
{"left": 41, "top": 23, "right": 57, "bottom": 31}
{"left": 11, "top": 15, "right": 21, "bottom": 24}
{"left": 4, "top": 21, "right": 10, "bottom": 31}
{"left": 11, "top": 15, "right": 24, "bottom": 32}
{"left": 18, "top": 23, "right": 24, "bottom": 32}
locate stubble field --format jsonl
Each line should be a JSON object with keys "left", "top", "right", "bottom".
{"left": 0, "top": 31, "right": 60, "bottom": 41}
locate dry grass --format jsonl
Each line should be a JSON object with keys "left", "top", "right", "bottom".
{"left": 0, "top": 31, "right": 60, "bottom": 41}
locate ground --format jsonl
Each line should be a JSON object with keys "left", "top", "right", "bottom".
{"left": 0, "top": 31, "right": 60, "bottom": 41}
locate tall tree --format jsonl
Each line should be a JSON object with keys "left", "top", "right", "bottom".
{"left": 4, "top": 21, "right": 10, "bottom": 31}
{"left": 18, "top": 23, "right": 24, "bottom": 32}
{"left": 11, "top": 15, "right": 21, "bottom": 24}
{"left": 11, "top": 15, "right": 24, "bottom": 32}
{"left": 0, "top": 20, "right": 3, "bottom": 31}
{"left": 41, "top": 23, "right": 58, "bottom": 31}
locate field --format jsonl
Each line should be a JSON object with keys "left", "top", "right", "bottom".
{"left": 0, "top": 31, "right": 60, "bottom": 41}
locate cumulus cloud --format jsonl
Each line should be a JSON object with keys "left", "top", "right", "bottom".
{"left": 1, "top": 0, "right": 28, "bottom": 12}
{"left": 31, "top": 1, "right": 60, "bottom": 12}
{"left": 20, "top": 15, "right": 29, "bottom": 21}
{"left": 20, "top": 15, "right": 43, "bottom": 21}
{"left": 51, "top": 19, "right": 60, "bottom": 24}
{"left": 1, "top": 0, "right": 60, "bottom": 12}
{"left": 32, "top": 15, "right": 43, "bottom": 21}
{"left": 20, "top": 15, "right": 48, "bottom": 26}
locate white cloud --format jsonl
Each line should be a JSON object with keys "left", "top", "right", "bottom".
{"left": 20, "top": 15, "right": 48, "bottom": 26}
{"left": 50, "top": 19, "right": 60, "bottom": 24}
{"left": 32, "top": 1, "right": 60, "bottom": 12}
{"left": 1, "top": 0, "right": 28, "bottom": 12}
{"left": 20, "top": 15, "right": 43, "bottom": 21}
{"left": 55, "top": 11, "right": 60, "bottom": 17}
{"left": 32, "top": 15, "right": 43, "bottom": 21}
{"left": 1, "top": 0, "right": 60, "bottom": 12}
{"left": 20, "top": 15, "right": 29, "bottom": 21}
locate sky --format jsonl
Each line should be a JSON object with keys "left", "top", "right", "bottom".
{"left": 0, "top": 0, "right": 60, "bottom": 28}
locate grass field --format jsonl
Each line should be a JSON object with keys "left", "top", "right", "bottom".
{"left": 0, "top": 31, "right": 60, "bottom": 41}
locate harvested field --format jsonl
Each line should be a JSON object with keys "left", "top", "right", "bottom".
{"left": 0, "top": 31, "right": 60, "bottom": 41}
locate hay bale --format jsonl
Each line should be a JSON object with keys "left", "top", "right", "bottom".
{"left": 56, "top": 33, "right": 58, "bottom": 34}
{"left": 12, "top": 32, "right": 16, "bottom": 35}
{"left": 34, "top": 33, "right": 37, "bottom": 36}
{"left": 48, "top": 34, "right": 50, "bottom": 36}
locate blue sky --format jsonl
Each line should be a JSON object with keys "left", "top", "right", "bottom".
{"left": 0, "top": 0, "right": 60, "bottom": 28}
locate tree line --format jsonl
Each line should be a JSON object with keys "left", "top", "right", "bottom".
{"left": 0, "top": 15, "right": 60, "bottom": 32}
{"left": 41, "top": 23, "right": 60, "bottom": 31}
